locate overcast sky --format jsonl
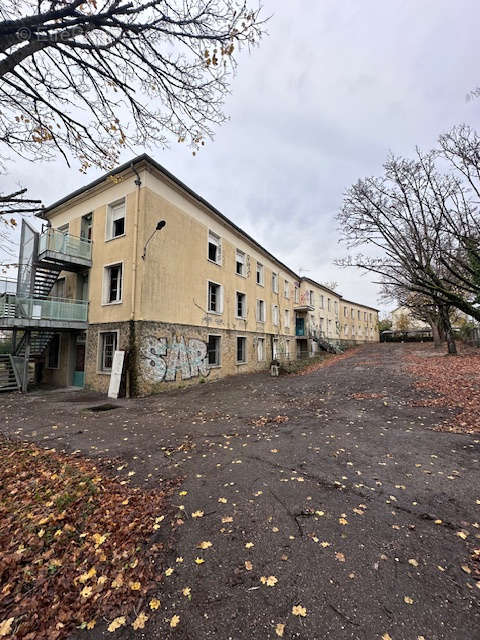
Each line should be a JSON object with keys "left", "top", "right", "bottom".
{"left": 3, "top": 0, "right": 480, "bottom": 314}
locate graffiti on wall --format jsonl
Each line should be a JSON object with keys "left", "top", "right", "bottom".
{"left": 140, "top": 335, "right": 209, "bottom": 383}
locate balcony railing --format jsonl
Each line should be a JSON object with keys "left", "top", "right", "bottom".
{"left": 38, "top": 228, "right": 92, "bottom": 263}
{"left": 1, "top": 294, "right": 88, "bottom": 323}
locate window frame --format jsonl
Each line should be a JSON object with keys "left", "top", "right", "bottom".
{"left": 256, "top": 299, "right": 265, "bottom": 323}
{"left": 235, "top": 249, "right": 246, "bottom": 277}
{"left": 102, "top": 261, "right": 123, "bottom": 305}
{"left": 207, "top": 334, "right": 222, "bottom": 368}
{"left": 98, "top": 330, "right": 119, "bottom": 373}
{"left": 207, "top": 280, "right": 223, "bottom": 314}
{"left": 257, "top": 337, "right": 265, "bottom": 361}
{"left": 272, "top": 304, "right": 279, "bottom": 326}
{"left": 106, "top": 198, "right": 126, "bottom": 241}
{"left": 207, "top": 230, "right": 222, "bottom": 265}
{"left": 272, "top": 272, "right": 278, "bottom": 294}
{"left": 284, "top": 280, "right": 290, "bottom": 299}
{"left": 284, "top": 308, "right": 290, "bottom": 327}
{"left": 235, "top": 290, "right": 247, "bottom": 319}
{"left": 236, "top": 336, "right": 247, "bottom": 364}
{"left": 256, "top": 262, "right": 264, "bottom": 286}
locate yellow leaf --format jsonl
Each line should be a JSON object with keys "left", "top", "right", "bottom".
{"left": 179, "top": 491, "right": 187, "bottom": 496}
{"left": 404, "top": 596, "right": 413, "bottom": 605}
{"left": 86, "top": 620, "right": 96, "bottom": 630}
{"left": 79, "top": 567, "right": 96, "bottom": 583}
{"left": 197, "top": 541, "right": 212, "bottom": 549}
{"left": 461, "top": 565, "right": 471, "bottom": 574}
{"left": 191, "top": 510, "right": 204, "bottom": 518}
{"left": 149, "top": 598, "right": 161, "bottom": 610}
{"left": 456, "top": 531, "right": 468, "bottom": 539}
{"left": 132, "top": 612, "right": 148, "bottom": 630}
{"left": 0, "top": 617, "right": 14, "bottom": 637}
{"left": 182, "top": 587, "right": 191, "bottom": 596}
{"left": 408, "top": 559, "right": 418, "bottom": 567}
{"left": 38, "top": 529, "right": 45, "bottom": 538}
{"left": 129, "top": 581, "right": 141, "bottom": 591}
{"left": 245, "top": 542, "right": 254, "bottom": 548}
{"left": 108, "top": 616, "right": 126, "bottom": 632}
{"left": 218, "top": 497, "right": 227, "bottom": 503}
{"left": 170, "top": 615, "right": 180, "bottom": 628}
{"left": 112, "top": 573, "right": 124, "bottom": 588}
{"left": 92, "top": 533, "right": 107, "bottom": 548}
{"left": 292, "top": 604, "right": 307, "bottom": 617}
{"left": 165, "top": 568, "right": 174, "bottom": 576}
{"left": 245, "top": 561, "right": 253, "bottom": 571}
{"left": 382, "top": 634, "right": 392, "bottom": 640}
{"left": 275, "top": 622, "right": 285, "bottom": 637}
{"left": 222, "top": 516, "right": 233, "bottom": 523}
{"left": 80, "top": 586, "right": 93, "bottom": 599}
{"left": 315, "top": 510, "right": 325, "bottom": 516}
{"left": 338, "top": 518, "right": 348, "bottom": 526}
{"left": 194, "top": 557, "right": 205, "bottom": 565}
{"left": 335, "top": 552, "right": 345, "bottom": 562}
{"left": 176, "top": 557, "right": 183, "bottom": 563}
{"left": 266, "top": 576, "right": 278, "bottom": 586}
{"left": 320, "top": 541, "right": 331, "bottom": 548}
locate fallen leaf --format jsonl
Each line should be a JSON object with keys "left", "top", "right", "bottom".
{"left": 198, "top": 541, "right": 212, "bottom": 549}
{"left": 194, "top": 557, "right": 205, "bottom": 564}
{"left": 182, "top": 587, "right": 191, "bottom": 597}
{"left": 165, "top": 568, "right": 174, "bottom": 576}
{"left": 335, "top": 552, "right": 345, "bottom": 562}
{"left": 0, "top": 618, "right": 14, "bottom": 637}
{"left": 192, "top": 510, "right": 204, "bottom": 518}
{"left": 408, "top": 559, "right": 418, "bottom": 567}
{"left": 245, "top": 542, "right": 254, "bottom": 548}
{"left": 170, "top": 615, "right": 180, "bottom": 628}
{"left": 132, "top": 612, "right": 148, "bottom": 630}
{"left": 149, "top": 598, "right": 161, "bottom": 610}
{"left": 275, "top": 622, "right": 285, "bottom": 637}
{"left": 404, "top": 596, "right": 414, "bottom": 605}
{"left": 260, "top": 576, "right": 278, "bottom": 586}
{"left": 245, "top": 560, "right": 253, "bottom": 571}
{"left": 292, "top": 604, "right": 307, "bottom": 617}
{"left": 108, "top": 616, "right": 126, "bottom": 632}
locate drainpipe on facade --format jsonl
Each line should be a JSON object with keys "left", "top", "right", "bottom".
{"left": 128, "top": 163, "right": 142, "bottom": 397}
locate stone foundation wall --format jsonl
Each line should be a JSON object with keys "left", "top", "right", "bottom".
{"left": 84, "top": 320, "right": 294, "bottom": 395}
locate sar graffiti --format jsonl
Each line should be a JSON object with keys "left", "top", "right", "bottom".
{"left": 140, "top": 335, "right": 209, "bottom": 382}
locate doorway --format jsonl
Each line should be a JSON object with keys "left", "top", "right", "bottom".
{"left": 72, "top": 332, "right": 86, "bottom": 387}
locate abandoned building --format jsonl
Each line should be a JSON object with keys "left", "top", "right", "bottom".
{"left": 0, "top": 155, "right": 379, "bottom": 394}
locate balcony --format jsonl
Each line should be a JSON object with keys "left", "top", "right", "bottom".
{"left": 38, "top": 228, "right": 92, "bottom": 270}
{"left": 0, "top": 294, "right": 88, "bottom": 330}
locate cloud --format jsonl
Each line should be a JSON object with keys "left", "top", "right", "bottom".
{"left": 3, "top": 0, "right": 480, "bottom": 314}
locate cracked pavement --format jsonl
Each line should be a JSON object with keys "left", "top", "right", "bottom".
{"left": 1, "top": 343, "right": 479, "bottom": 639}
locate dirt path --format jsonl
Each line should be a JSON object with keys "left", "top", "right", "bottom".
{"left": 1, "top": 343, "right": 479, "bottom": 639}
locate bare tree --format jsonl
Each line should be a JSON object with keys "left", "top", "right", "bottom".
{"left": 0, "top": 0, "right": 265, "bottom": 225}
{"left": 336, "top": 148, "right": 480, "bottom": 353}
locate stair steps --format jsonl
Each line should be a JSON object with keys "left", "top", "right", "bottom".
{"left": 0, "top": 355, "right": 20, "bottom": 392}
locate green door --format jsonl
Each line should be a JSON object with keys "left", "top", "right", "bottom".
{"left": 72, "top": 337, "right": 85, "bottom": 387}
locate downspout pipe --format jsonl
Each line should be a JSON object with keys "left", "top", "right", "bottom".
{"left": 128, "top": 162, "right": 142, "bottom": 396}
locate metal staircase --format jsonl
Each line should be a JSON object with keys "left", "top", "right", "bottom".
{"left": 0, "top": 355, "right": 20, "bottom": 392}
{"left": 33, "top": 264, "right": 63, "bottom": 298}
{"left": 15, "top": 330, "right": 56, "bottom": 360}
{"left": 315, "top": 335, "right": 343, "bottom": 354}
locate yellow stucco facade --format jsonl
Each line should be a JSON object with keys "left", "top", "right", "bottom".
{"left": 37, "top": 156, "right": 379, "bottom": 393}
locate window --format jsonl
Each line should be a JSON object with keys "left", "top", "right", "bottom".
{"left": 334, "top": 301, "right": 338, "bottom": 315}
{"left": 358, "top": 310, "right": 361, "bottom": 320}
{"left": 236, "top": 336, "right": 247, "bottom": 363}
{"left": 319, "top": 295, "right": 324, "bottom": 309}
{"left": 47, "top": 334, "right": 60, "bottom": 369}
{"left": 273, "top": 338, "right": 279, "bottom": 359}
{"left": 272, "top": 304, "right": 279, "bottom": 325}
{"left": 257, "top": 337, "right": 265, "bottom": 361}
{"left": 285, "top": 340, "right": 290, "bottom": 358}
{"left": 344, "top": 325, "right": 349, "bottom": 335}
{"left": 309, "top": 290, "right": 314, "bottom": 307}
{"left": 319, "top": 317, "right": 324, "bottom": 330}
{"left": 272, "top": 272, "right": 278, "bottom": 293}
{"left": 364, "top": 311, "right": 367, "bottom": 321}
{"left": 256, "top": 262, "right": 264, "bottom": 286}
{"left": 81, "top": 212, "right": 93, "bottom": 241}
{"left": 344, "top": 307, "right": 347, "bottom": 317}
{"left": 369, "top": 313, "right": 372, "bottom": 322}
{"left": 351, "top": 308, "right": 354, "bottom": 318}
{"left": 295, "top": 286, "right": 299, "bottom": 303}
{"left": 236, "top": 291, "right": 246, "bottom": 318}
{"left": 328, "top": 298, "right": 331, "bottom": 311}
{"left": 104, "top": 263, "right": 122, "bottom": 303}
{"left": 284, "top": 309, "right": 290, "bottom": 327}
{"left": 208, "top": 231, "right": 222, "bottom": 264}
{"left": 236, "top": 249, "right": 246, "bottom": 276}
{"left": 207, "top": 335, "right": 221, "bottom": 367}
{"left": 100, "top": 332, "right": 117, "bottom": 371}
{"left": 208, "top": 281, "right": 223, "bottom": 313}
{"left": 284, "top": 280, "right": 289, "bottom": 298}
{"left": 106, "top": 199, "right": 125, "bottom": 240}
{"left": 256, "top": 299, "right": 265, "bottom": 322}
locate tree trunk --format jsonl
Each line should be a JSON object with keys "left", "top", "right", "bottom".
{"left": 439, "top": 305, "right": 457, "bottom": 355}
{"left": 430, "top": 322, "right": 442, "bottom": 347}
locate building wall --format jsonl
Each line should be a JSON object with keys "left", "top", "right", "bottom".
{"left": 42, "top": 332, "right": 74, "bottom": 387}
{"left": 42, "top": 163, "right": 379, "bottom": 394}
